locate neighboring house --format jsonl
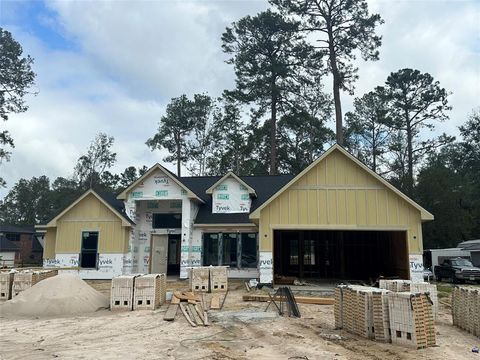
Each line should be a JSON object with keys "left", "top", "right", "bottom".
{"left": 0, "top": 225, "right": 43, "bottom": 266}
{"left": 37, "top": 144, "right": 433, "bottom": 282}
{"left": 0, "top": 234, "right": 20, "bottom": 267}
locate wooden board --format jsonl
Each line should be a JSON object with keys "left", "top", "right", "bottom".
{"left": 179, "top": 303, "right": 196, "bottom": 327}
{"left": 243, "top": 294, "right": 334, "bottom": 305}
{"left": 171, "top": 295, "right": 180, "bottom": 305}
{"left": 188, "top": 303, "right": 202, "bottom": 325}
{"left": 163, "top": 304, "right": 179, "bottom": 321}
{"left": 174, "top": 291, "right": 200, "bottom": 301}
{"left": 210, "top": 294, "right": 221, "bottom": 310}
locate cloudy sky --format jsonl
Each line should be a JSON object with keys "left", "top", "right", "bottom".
{"left": 1, "top": 0, "right": 479, "bottom": 197}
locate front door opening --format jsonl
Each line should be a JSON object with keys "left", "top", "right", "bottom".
{"left": 151, "top": 234, "right": 168, "bottom": 274}
{"left": 80, "top": 231, "right": 98, "bottom": 268}
{"left": 167, "top": 234, "right": 181, "bottom": 274}
{"left": 274, "top": 230, "right": 408, "bottom": 282}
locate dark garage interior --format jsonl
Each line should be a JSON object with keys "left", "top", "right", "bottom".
{"left": 273, "top": 230, "right": 409, "bottom": 281}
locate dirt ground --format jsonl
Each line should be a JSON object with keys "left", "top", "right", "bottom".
{"left": 1, "top": 280, "right": 479, "bottom": 360}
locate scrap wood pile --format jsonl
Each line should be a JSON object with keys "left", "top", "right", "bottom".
{"left": 452, "top": 286, "right": 480, "bottom": 338}
{"left": 335, "top": 284, "right": 436, "bottom": 349}
{"left": 163, "top": 291, "right": 228, "bottom": 327}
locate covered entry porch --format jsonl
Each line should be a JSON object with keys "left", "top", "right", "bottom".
{"left": 273, "top": 229, "right": 409, "bottom": 282}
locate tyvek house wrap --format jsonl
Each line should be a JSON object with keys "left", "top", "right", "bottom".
{"left": 212, "top": 178, "right": 251, "bottom": 214}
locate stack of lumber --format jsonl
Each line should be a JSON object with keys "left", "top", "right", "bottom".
{"left": 11, "top": 269, "right": 58, "bottom": 297}
{"left": 110, "top": 275, "right": 138, "bottom": 311}
{"left": 388, "top": 292, "right": 436, "bottom": 349}
{"left": 452, "top": 286, "right": 480, "bottom": 337}
{"left": 133, "top": 274, "right": 166, "bottom": 310}
{"left": 380, "top": 279, "right": 438, "bottom": 318}
{"left": 243, "top": 293, "right": 334, "bottom": 305}
{"left": 164, "top": 291, "right": 224, "bottom": 326}
{"left": 0, "top": 272, "right": 14, "bottom": 300}
{"left": 189, "top": 267, "right": 210, "bottom": 292}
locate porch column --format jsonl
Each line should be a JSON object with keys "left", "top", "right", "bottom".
{"left": 180, "top": 199, "right": 193, "bottom": 279}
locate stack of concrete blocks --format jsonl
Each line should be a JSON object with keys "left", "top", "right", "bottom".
{"left": 110, "top": 275, "right": 138, "bottom": 311}
{"left": 133, "top": 274, "right": 167, "bottom": 310}
{"left": 189, "top": 267, "right": 210, "bottom": 292}
{"left": 372, "top": 289, "right": 391, "bottom": 343}
{"left": 452, "top": 286, "right": 480, "bottom": 337}
{"left": 338, "top": 285, "right": 377, "bottom": 339}
{"left": 210, "top": 266, "right": 228, "bottom": 292}
{"left": 379, "top": 279, "right": 411, "bottom": 292}
{"left": 11, "top": 269, "right": 58, "bottom": 297}
{"left": 334, "top": 284, "right": 346, "bottom": 329}
{"left": 0, "top": 272, "right": 14, "bottom": 300}
{"left": 380, "top": 279, "right": 438, "bottom": 318}
{"left": 388, "top": 292, "right": 436, "bottom": 349}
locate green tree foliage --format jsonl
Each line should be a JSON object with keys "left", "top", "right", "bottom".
{"left": 74, "top": 132, "right": 117, "bottom": 189}
{"left": 0, "top": 176, "right": 51, "bottom": 224}
{"left": 277, "top": 109, "right": 335, "bottom": 174}
{"left": 0, "top": 28, "right": 36, "bottom": 187}
{"left": 206, "top": 98, "right": 252, "bottom": 175}
{"left": 382, "top": 69, "right": 453, "bottom": 194}
{"left": 271, "top": 0, "right": 383, "bottom": 145}
{"left": 146, "top": 94, "right": 213, "bottom": 176}
{"left": 222, "top": 9, "right": 323, "bottom": 175}
{"left": 345, "top": 88, "right": 392, "bottom": 173}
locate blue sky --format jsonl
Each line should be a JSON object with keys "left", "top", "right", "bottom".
{"left": 1, "top": 0, "right": 479, "bottom": 197}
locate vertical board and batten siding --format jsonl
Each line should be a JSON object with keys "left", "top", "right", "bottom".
{"left": 43, "top": 228, "right": 57, "bottom": 259}
{"left": 54, "top": 193, "right": 129, "bottom": 254}
{"left": 259, "top": 150, "right": 423, "bottom": 253}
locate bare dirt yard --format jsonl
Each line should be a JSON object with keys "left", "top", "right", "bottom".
{"left": 1, "top": 280, "right": 479, "bottom": 360}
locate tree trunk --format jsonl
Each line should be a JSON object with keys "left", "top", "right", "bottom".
{"left": 406, "top": 115, "right": 413, "bottom": 195}
{"left": 176, "top": 141, "right": 181, "bottom": 177}
{"left": 269, "top": 97, "right": 277, "bottom": 175}
{"left": 327, "top": 28, "right": 343, "bottom": 146}
{"left": 372, "top": 124, "right": 377, "bottom": 172}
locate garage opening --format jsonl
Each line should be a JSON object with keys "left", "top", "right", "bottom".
{"left": 273, "top": 230, "right": 409, "bottom": 282}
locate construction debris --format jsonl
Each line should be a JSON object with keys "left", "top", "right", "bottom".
{"left": 163, "top": 291, "right": 212, "bottom": 326}
{"left": 452, "top": 286, "right": 480, "bottom": 338}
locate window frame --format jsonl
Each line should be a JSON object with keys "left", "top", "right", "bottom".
{"left": 79, "top": 230, "right": 99, "bottom": 269}
{"left": 202, "top": 232, "right": 258, "bottom": 269}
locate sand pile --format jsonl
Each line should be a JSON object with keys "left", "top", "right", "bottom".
{"left": 0, "top": 274, "right": 109, "bottom": 317}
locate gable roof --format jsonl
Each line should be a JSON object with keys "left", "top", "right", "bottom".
{"left": 116, "top": 163, "right": 204, "bottom": 202}
{"left": 205, "top": 171, "right": 257, "bottom": 196}
{"left": 249, "top": 144, "right": 434, "bottom": 221}
{"left": 40, "top": 189, "right": 134, "bottom": 228}
{"left": 180, "top": 174, "right": 294, "bottom": 225}
{"left": 0, "top": 234, "right": 19, "bottom": 252}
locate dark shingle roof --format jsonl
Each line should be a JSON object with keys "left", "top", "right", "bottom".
{"left": 0, "top": 235, "right": 19, "bottom": 252}
{"left": 0, "top": 224, "right": 35, "bottom": 234}
{"left": 96, "top": 191, "right": 135, "bottom": 225}
{"left": 180, "top": 175, "right": 294, "bottom": 224}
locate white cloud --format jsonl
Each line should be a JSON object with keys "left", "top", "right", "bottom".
{"left": 1, "top": 0, "right": 478, "bottom": 197}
